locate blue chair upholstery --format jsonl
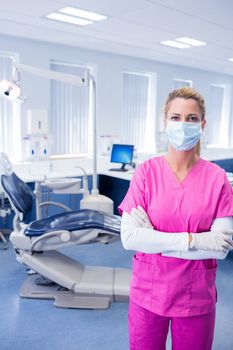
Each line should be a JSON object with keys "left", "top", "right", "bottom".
{"left": 25, "top": 209, "right": 120, "bottom": 237}
{"left": 1, "top": 172, "right": 34, "bottom": 214}
{"left": 1, "top": 172, "right": 121, "bottom": 238}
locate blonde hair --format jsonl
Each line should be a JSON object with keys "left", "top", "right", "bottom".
{"left": 164, "top": 87, "right": 206, "bottom": 156}
{"left": 164, "top": 87, "right": 206, "bottom": 120}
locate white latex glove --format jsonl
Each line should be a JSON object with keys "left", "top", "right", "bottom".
{"left": 130, "top": 205, "right": 153, "bottom": 229}
{"left": 190, "top": 230, "right": 233, "bottom": 251}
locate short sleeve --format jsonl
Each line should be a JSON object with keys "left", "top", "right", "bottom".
{"left": 118, "top": 164, "right": 146, "bottom": 215}
{"left": 214, "top": 173, "right": 233, "bottom": 218}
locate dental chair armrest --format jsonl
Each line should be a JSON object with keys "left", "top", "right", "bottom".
{"left": 30, "top": 230, "right": 71, "bottom": 252}
{"left": 39, "top": 201, "right": 72, "bottom": 212}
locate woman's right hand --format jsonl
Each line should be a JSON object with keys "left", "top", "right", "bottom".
{"left": 190, "top": 230, "right": 233, "bottom": 251}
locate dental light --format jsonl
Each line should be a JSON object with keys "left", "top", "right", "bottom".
{"left": 0, "top": 79, "right": 22, "bottom": 102}
{"left": 0, "top": 64, "right": 27, "bottom": 102}
{"left": 0, "top": 62, "right": 113, "bottom": 214}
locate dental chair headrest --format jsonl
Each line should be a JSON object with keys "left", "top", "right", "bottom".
{"left": 1, "top": 172, "right": 34, "bottom": 214}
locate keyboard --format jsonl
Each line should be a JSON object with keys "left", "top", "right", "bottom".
{"left": 108, "top": 168, "right": 128, "bottom": 172}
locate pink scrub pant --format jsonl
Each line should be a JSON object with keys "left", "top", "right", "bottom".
{"left": 128, "top": 300, "right": 216, "bottom": 350}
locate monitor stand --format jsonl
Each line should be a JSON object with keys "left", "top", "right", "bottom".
{"left": 108, "top": 163, "right": 128, "bottom": 172}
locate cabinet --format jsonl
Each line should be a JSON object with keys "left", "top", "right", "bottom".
{"left": 99, "top": 175, "right": 130, "bottom": 215}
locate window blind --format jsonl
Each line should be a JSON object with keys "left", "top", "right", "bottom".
{"left": 173, "top": 79, "right": 192, "bottom": 89}
{"left": 207, "top": 84, "right": 225, "bottom": 146}
{"left": 0, "top": 54, "right": 18, "bottom": 160}
{"left": 50, "top": 61, "right": 91, "bottom": 156}
{"left": 122, "top": 72, "right": 150, "bottom": 151}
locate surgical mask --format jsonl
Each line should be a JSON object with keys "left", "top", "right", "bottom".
{"left": 165, "top": 121, "right": 202, "bottom": 151}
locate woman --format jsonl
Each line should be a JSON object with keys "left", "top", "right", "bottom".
{"left": 119, "top": 87, "right": 233, "bottom": 350}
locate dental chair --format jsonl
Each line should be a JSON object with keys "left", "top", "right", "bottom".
{"left": 0, "top": 155, "right": 131, "bottom": 309}
{"left": 0, "top": 190, "right": 11, "bottom": 249}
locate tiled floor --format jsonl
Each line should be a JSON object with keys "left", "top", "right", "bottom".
{"left": 1, "top": 239, "right": 233, "bottom": 350}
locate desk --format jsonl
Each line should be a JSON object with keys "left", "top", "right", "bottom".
{"left": 100, "top": 169, "right": 134, "bottom": 181}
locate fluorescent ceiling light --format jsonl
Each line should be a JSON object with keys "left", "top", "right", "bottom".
{"left": 59, "top": 7, "right": 107, "bottom": 22}
{"left": 46, "top": 12, "right": 92, "bottom": 26}
{"left": 176, "top": 37, "right": 207, "bottom": 46}
{"left": 160, "top": 40, "right": 190, "bottom": 49}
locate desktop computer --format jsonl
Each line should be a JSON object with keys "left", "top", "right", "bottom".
{"left": 109, "top": 144, "right": 134, "bottom": 172}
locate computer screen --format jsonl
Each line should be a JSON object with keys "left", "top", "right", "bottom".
{"left": 109, "top": 144, "right": 134, "bottom": 171}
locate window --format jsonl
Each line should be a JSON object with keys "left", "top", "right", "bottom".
{"left": 0, "top": 53, "right": 21, "bottom": 161}
{"left": 173, "top": 78, "right": 192, "bottom": 89}
{"left": 122, "top": 71, "right": 156, "bottom": 152}
{"left": 206, "top": 84, "right": 231, "bottom": 147}
{"left": 50, "top": 61, "right": 92, "bottom": 156}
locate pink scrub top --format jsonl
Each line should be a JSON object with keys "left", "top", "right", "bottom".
{"left": 119, "top": 156, "right": 233, "bottom": 317}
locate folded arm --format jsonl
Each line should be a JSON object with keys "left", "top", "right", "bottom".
{"left": 162, "top": 216, "right": 233, "bottom": 260}
{"left": 121, "top": 206, "right": 233, "bottom": 259}
{"left": 121, "top": 211, "right": 189, "bottom": 253}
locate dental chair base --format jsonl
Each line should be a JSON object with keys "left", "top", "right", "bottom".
{"left": 0, "top": 231, "right": 8, "bottom": 249}
{"left": 10, "top": 227, "right": 131, "bottom": 309}
{"left": 19, "top": 250, "right": 131, "bottom": 309}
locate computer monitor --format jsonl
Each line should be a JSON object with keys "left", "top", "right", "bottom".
{"left": 109, "top": 144, "right": 134, "bottom": 171}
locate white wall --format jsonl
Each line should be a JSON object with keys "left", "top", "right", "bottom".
{"left": 1, "top": 33, "right": 233, "bottom": 152}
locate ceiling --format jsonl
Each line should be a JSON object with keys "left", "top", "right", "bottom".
{"left": 1, "top": 0, "right": 233, "bottom": 76}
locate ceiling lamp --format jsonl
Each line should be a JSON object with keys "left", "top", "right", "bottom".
{"left": 160, "top": 40, "right": 191, "bottom": 49}
{"left": 175, "top": 37, "right": 206, "bottom": 46}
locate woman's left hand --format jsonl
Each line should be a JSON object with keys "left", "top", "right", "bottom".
{"left": 130, "top": 205, "right": 153, "bottom": 229}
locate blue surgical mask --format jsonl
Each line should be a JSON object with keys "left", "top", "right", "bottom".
{"left": 166, "top": 121, "right": 202, "bottom": 151}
